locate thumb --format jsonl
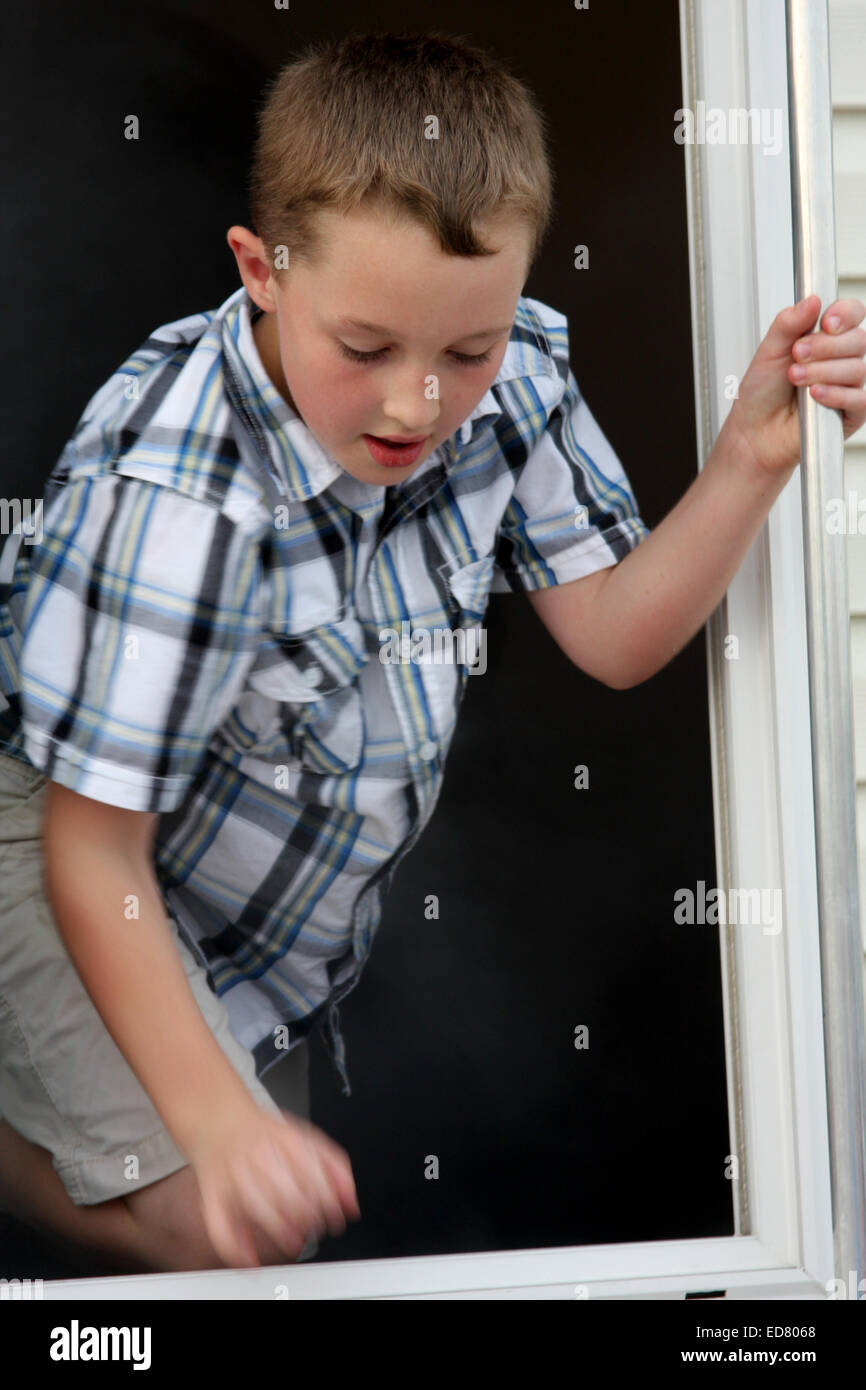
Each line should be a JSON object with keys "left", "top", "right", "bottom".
{"left": 760, "top": 294, "right": 821, "bottom": 358}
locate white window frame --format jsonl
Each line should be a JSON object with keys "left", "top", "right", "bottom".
{"left": 42, "top": 0, "right": 852, "bottom": 1300}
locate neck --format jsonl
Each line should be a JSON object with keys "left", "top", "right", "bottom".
{"left": 252, "top": 310, "right": 297, "bottom": 413}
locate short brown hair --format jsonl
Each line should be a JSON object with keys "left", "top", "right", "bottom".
{"left": 247, "top": 30, "right": 554, "bottom": 285}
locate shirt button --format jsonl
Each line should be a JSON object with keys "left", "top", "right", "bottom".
{"left": 305, "top": 665, "right": 323, "bottom": 687}
{"left": 418, "top": 740, "right": 438, "bottom": 760}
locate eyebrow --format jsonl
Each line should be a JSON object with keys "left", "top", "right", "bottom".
{"left": 335, "top": 316, "right": 513, "bottom": 341}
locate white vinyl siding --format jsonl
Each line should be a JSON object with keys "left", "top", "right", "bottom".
{"left": 829, "top": 0, "right": 866, "bottom": 956}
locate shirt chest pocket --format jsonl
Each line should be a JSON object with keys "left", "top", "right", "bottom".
{"left": 441, "top": 552, "right": 495, "bottom": 677}
{"left": 245, "top": 608, "right": 369, "bottom": 774}
{"left": 444, "top": 552, "right": 496, "bottom": 622}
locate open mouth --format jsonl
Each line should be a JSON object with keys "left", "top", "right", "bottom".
{"left": 362, "top": 434, "right": 429, "bottom": 467}
{"left": 371, "top": 435, "right": 426, "bottom": 445}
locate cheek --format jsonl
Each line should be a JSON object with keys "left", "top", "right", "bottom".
{"left": 299, "top": 358, "right": 376, "bottom": 433}
{"left": 330, "top": 366, "right": 378, "bottom": 414}
{"left": 448, "top": 367, "right": 499, "bottom": 415}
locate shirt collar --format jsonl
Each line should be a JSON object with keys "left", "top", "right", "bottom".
{"left": 219, "top": 286, "right": 558, "bottom": 506}
{"left": 220, "top": 286, "right": 343, "bottom": 503}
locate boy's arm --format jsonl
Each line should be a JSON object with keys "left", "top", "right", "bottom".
{"left": 529, "top": 295, "right": 866, "bottom": 691}
{"left": 41, "top": 782, "right": 263, "bottom": 1158}
{"left": 528, "top": 410, "right": 795, "bottom": 690}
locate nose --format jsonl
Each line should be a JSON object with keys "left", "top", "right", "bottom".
{"left": 380, "top": 366, "right": 441, "bottom": 437}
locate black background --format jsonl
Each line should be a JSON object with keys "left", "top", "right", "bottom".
{"left": 1, "top": 0, "right": 729, "bottom": 1271}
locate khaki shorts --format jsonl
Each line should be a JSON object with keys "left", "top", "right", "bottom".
{"left": 0, "top": 748, "right": 313, "bottom": 1229}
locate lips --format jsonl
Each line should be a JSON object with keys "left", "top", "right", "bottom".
{"left": 372, "top": 435, "right": 428, "bottom": 444}
{"left": 362, "top": 434, "right": 429, "bottom": 468}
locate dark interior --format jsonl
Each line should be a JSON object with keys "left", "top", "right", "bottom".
{"left": 0, "top": 0, "right": 730, "bottom": 1277}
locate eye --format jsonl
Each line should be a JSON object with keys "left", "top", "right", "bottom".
{"left": 337, "top": 342, "right": 494, "bottom": 367}
{"left": 450, "top": 348, "right": 494, "bottom": 366}
{"left": 337, "top": 343, "right": 389, "bottom": 364}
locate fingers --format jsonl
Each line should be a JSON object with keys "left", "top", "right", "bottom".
{"left": 762, "top": 295, "right": 822, "bottom": 357}
{"left": 806, "top": 383, "right": 866, "bottom": 417}
{"left": 254, "top": 1116, "right": 359, "bottom": 1234}
{"left": 230, "top": 1131, "right": 343, "bottom": 1259}
{"left": 233, "top": 1146, "right": 317, "bottom": 1257}
{"left": 791, "top": 325, "right": 866, "bottom": 365}
{"left": 821, "top": 298, "right": 866, "bottom": 334}
{"left": 789, "top": 355, "right": 866, "bottom": 388}
{"left": 787, "top": 300, "right": 866, "bottom": 426}
{"left": 765, "top": 295, "right": 866, "bottom": 360}
{"left": 296, "top": 1118, "right": 362, "bottom": 1221}
{"left": 287, "top": 1123, "right": 352, "bottom": 1236}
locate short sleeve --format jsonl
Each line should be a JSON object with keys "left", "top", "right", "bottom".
{"left": 18, "top": 473, "right": 265, "bottom": 812}
{"left": 490, "top": 367, "right": 650, "bottom": 594}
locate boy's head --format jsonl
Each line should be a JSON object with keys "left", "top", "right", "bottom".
{"left": 227, "top": 31, "right": 554, "bottom": 487}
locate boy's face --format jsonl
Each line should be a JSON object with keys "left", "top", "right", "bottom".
{"left": 227, "top": 206, "right": 532, "bottom": 486}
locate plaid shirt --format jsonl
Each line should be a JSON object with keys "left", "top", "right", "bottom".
{"left": 0, "top": 285, "right": 648, "bottom": 1096}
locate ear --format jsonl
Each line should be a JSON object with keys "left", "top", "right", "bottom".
{"left": 225, "top": 226, "right": 278, "bottom": 313}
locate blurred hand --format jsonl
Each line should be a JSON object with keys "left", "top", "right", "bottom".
{"left": 188, "top": 1105, "right": 361, "bottom": 1268}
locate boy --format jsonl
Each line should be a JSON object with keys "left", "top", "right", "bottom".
{"left": 0, "top": 31, "right": 864, "bottom": 1276}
